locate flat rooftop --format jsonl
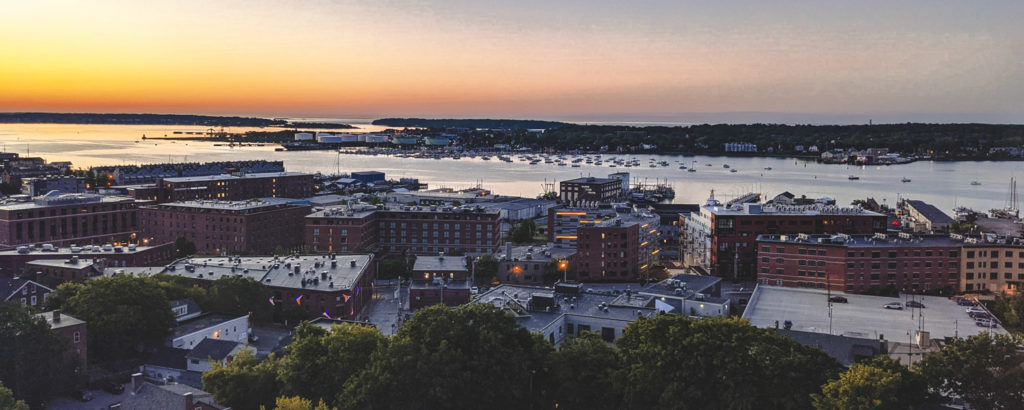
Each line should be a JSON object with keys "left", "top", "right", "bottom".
{"left": 640, "top": 274, "right": 721, "bottom": 298}
{"left": 701, "top": 203, "right": 883, "bottom": 217}
{"left": 308, "top": 203, "right": 501, "bottom": 220}
{"left": 172, "top": 313, "right": 244, "bottom": 340}
{"left": 25, "top": 258, "right": 98, "bottom": 268}
{"left": 742, "top": 286, "right": 1007, "bottom": 340}
{"left": 162, "top": 171, "right": 308, "bottom": 183}
{"left": 413, "top": 255, "right": 467, "bottom": 272}
{"left": 475, "top": 284, "right": 656, "bottom": 333}
{"left": 152, "top": 197, "right": 299, "bottom": 211}
{"left": 124, "top": 254, "right": 372, "bottom": 292}
{"left": 499, "top": 243, "right": 575, "bottom": 262}
{"left": 562, "top": 177, "right": 619, "bottom": 184}
{"left": 0, "top": 244, "right": 164, "bottom": 256}
{"left": 0, "top": 194, "right": 133, "bottom": 210}
{"left": 36, "top": 311, "right": 85, "bottom": 330}
{"left": 757, "top": 234, "right": 963, "bottom": 248}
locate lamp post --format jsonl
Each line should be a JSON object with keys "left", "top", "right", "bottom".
{"left": 558, "top": 260, "right": 568, "bottom": 282}
{"left": 471, "top": 257, "right": 479, "bottom": 287}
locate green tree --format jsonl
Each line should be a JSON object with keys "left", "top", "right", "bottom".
{"left": 377, "top": 257, "right": 407, "bottom": 280}
{"left": 342, "top": 304, "right": 553, "bottom": 409}
{"left": 0, "top": 302, "right": 76, "bottom": 408}
{"left": 277, "top": 322, "right": 386, "bottom": 407}
{"left": 548, "top": 332, "right": 621, "bottom": 410}
{"left": 152, "top": 274, "right": 207, "bottom": 305}
{"left": 59, "top": 276, "right": 176, "bottom": 361}
{"left": 0, "top": 382, "right": 29, "bottom": 410}
{"left": 986, "top": 293, "right": 1024, "bottom": 333}
{"left": 813, "top": 356, "right": 930, "bottom": 410}
{"left": 205, "top": 276, "right": 274, "bottom": 324}
{"left": 174, "top": 236, "right": 197, "bottom": 257}
{"left": 509, "top": 219, "right": 538, "bottom": 243}
{"left": 616, "top": 315, "right": 842, "bottom": 410}
{"left": 915, "top": 332, "right": 1024, "bottom": 409}
{"left": 268, "top": 396, "right": 335, "bottom": 410}
{"left": 204, "top": 350, "right": 280, "bottom": 410}
{"left": 43, "top": 281, "right": 85, "bottom": 310}
{"left": 472, "top": 254, "right": 498, "bottom": 283}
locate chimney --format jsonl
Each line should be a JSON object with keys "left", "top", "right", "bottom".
{"left": 52, "top": 310, "right": 61, "bottom": 323}
{"left": 130, "top": 373, "right": 143, "bottom": 394}
{"left": 183, "top": 392, "right": 193, "bottom": 408}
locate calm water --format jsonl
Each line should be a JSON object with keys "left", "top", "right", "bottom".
{"left": 0, "top": 123, "right": 1019, "bottom": 214}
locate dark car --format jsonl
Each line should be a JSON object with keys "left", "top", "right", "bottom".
{"left": 73, "top": 390, "right": 93, "bottom": 402}
{"left": 905, "top": 301, "right": 925, "bottom": 308}
{"left": 101, "top": 381, "right": 124, "bottom": 395}
{"left": 956, "top": 298, "right": 977, "bottom": 306}
{"left": 828, "top": 296, "right": 848, "bottom": 303}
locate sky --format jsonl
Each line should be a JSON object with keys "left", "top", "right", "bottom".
{"left": 1, "top": 0, "right": 1022, "bottom": 123}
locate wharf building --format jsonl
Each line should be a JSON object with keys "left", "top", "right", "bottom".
{"left": 682, "top": 192, "right": 886, "bottom": 279}
{"left": 0, "top": 192, "right": 140, "bottom": 248}
{"left": 559, "top": 177, "right": 623, "bottom": 205}
{"left": 125, "top": 254, "right": 375, "bottom": 320}
{"left": 755, "top": 233, "right": 961, "bottom": 293}
{"left": 305, "top": 204, "right": 501, "bottom": 256}
{"left": 144, "top": 172, "right": 313, "bottom": 203}
{"left": 138, "top": 199, "right": 310, "bottom": 255}
{"left": 94, "top": 160, "right": 285, "bottom": 185}
{"left": 547, "top": 206, "right": 660, "bottom": 282}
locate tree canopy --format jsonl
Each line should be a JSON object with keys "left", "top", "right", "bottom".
{"left": 277, "top": 322, "right": 385, "bottom": 407}
{"left": 341, "top": 303, "right": 552, "bottom": 409}
{"left": 547, "top": 331, "right": 622, "bottom": 410}
{"left": 0, "top": 302, "right": 77, "bottom": 408}
{"left": 48, "top": 276, "right": 176, "bottom": 361}
{"left": 915, "top": 332, "right": 1024, "bottom": 409}
{"left": 616, "top": 315, "right": 842, "bottom": 410}
{"left": 203, "top": 349, "right": 281, "bottom": 410}
{"left": 813, "top": 356, "right": 930, "bottom": 410}
{"left": 0, "top": 382, "right": 29, "bottom": 410}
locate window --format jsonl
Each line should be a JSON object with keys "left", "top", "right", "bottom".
{"left": 74, "top": 331, "right": 81, "bottom": 343}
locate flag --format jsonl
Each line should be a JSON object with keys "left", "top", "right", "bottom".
{"left": 295, "top": 295, "right": 303, "bottom": 305}
{"left": 268, "top": 298, "right": 275, "bottom": 306}
{"left": 343, "top": 294, "right": 351, "bottom": 303}
{"left": 322, "top": 311, "right": 331, "bottom": 319}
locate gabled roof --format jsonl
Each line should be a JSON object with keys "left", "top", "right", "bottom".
{"left": 1, "top": 278, "right": 53, "bottom": 301}
{"left": 186, "top": 338, "right": 240, "bottom": 362}
{"left": 120, "top": 382, "right": 226, "bottom": 410}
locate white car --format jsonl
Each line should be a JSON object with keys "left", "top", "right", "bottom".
{"left": 883, "top": 302, "right": 903, "bottom": 310}
{"left": 470, "top": 286, "right": 479, "bottom": 294}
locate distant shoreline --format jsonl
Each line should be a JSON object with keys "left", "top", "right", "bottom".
{"left": 0, "top": 112, "right": 354, "bottom": 129}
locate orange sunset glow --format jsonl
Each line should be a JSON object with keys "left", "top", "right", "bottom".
{"left": 2, "top": 0, "right": 1023, "bottom": 122}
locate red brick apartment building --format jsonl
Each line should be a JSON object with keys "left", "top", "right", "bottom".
{"left": 683, "top": 198, "right": 886, "bottom": 279}
{"left": 161, "top": 254, "right": 375, "bottom": 320}
{"left": 0, "top": 193, "right": 139, "bottom": 248}
{"left": 139, "top": 199, "right": 310, "bottom": 255}
{"left": 0, "top": 243, "right": 174, "bottom": 275}
{"left": 570, "top": 211, "right": 661, "bottom": 281}
{"left": 559, "top": 177, "right": 623, "bottom": 205}
{"left": 155, "top": 172, "right": 313, "bottom": 203}
{"left": 37, "top": 310, "right": 87, "bottom": 371}
{"left": 306, "top": 204, "right": 501, "bottom": 255}
{"left": 756, "top": 233, "right": 960, "bottom": 293}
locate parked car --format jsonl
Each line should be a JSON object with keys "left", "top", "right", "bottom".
{"left": 883, "top": 302, "right": 903, "bottom": 310}
{"left": 73, "top": 390, "right": 93, "bottom": 402}
{"left": 470, "top": 286, "right": 479, "bottom": 294}
{"left": 966, "top": 307, "right": 987, "bottom": 314}
{"left": 956, "top": 298, "right": 977, "bottom": 306}
{"left": 969, "top": 311, "right": 992, "bottom": 320}
{"left": 976, "top": 319, "right": 999, "bottom": 328}
{"left": 101, "top": 381, "right": 124, "bottom": 395}
{"left": 828, "top": 296, "right": 848, "bottom": 303}
{"left": 905, "top": 301, "right": 926, "bottom": 308}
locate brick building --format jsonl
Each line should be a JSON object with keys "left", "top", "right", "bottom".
{"left": 570, "top": 211, "right": 660, "bottom": 282}
{"left": 0, "top": 193, "right": 140, "bottom": 247}
{"left": 146, "top": 254, "right": 375, "bottom": 320}
{"left": 756, "top": 233, "right": 961, "bottom": 293}
{"left": 559, "top": 177, "right": 622, "bottom": 205}
{"left": 0, "top": 243, "right": 174, "bottom": 276}
{"left": 36, "top": 310, "right": 87, "bottom": 372}
{"left": 960, "top": 242, "right": 1024, "bottom": 295}
{"left": 683, "top": 193, "right": 886, "bottom": 278}
{"left": 154, "top": 172, "right": 313, "bottom": 203}
{"left": 25, "top": 257, "right": 104, "bottom": 285}
{"left": 306, "top": 204, "right": 501, "bottom": 256}
{"left": 139, "top": 199, "right": 311, "bottom": 255}
{"left": 409, "top": 254, "right": 470, "bottom": 310}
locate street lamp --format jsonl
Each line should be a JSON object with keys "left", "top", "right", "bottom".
{"left": 558, "top": 260, "right": 568, "bottom": 282}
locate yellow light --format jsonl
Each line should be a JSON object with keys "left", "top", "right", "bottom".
{"left": 640, "top": 264, "right": 649, "bottom": 270}
{"left": 513, "top": 265, "right": 522, "bottom": 274}
{"left": 558, "top": 261, "right": 568, "bottom": 270}
{"left": 213, "top": 331, "right": 220, "bottom": 338}
{"left": 555, "top": 235, "right": 577, "bottom": 240}
{"left": 641, "top": 223, "right": 649, "bottom": 228}
{"left": 651, "top": 250, "right": 660, "bottom": 255}
{"left": 556, "top": 212, "right": 587, "bottom": 216}
{"left": 640, "top": 241, "right": 649, "bottom": 247}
